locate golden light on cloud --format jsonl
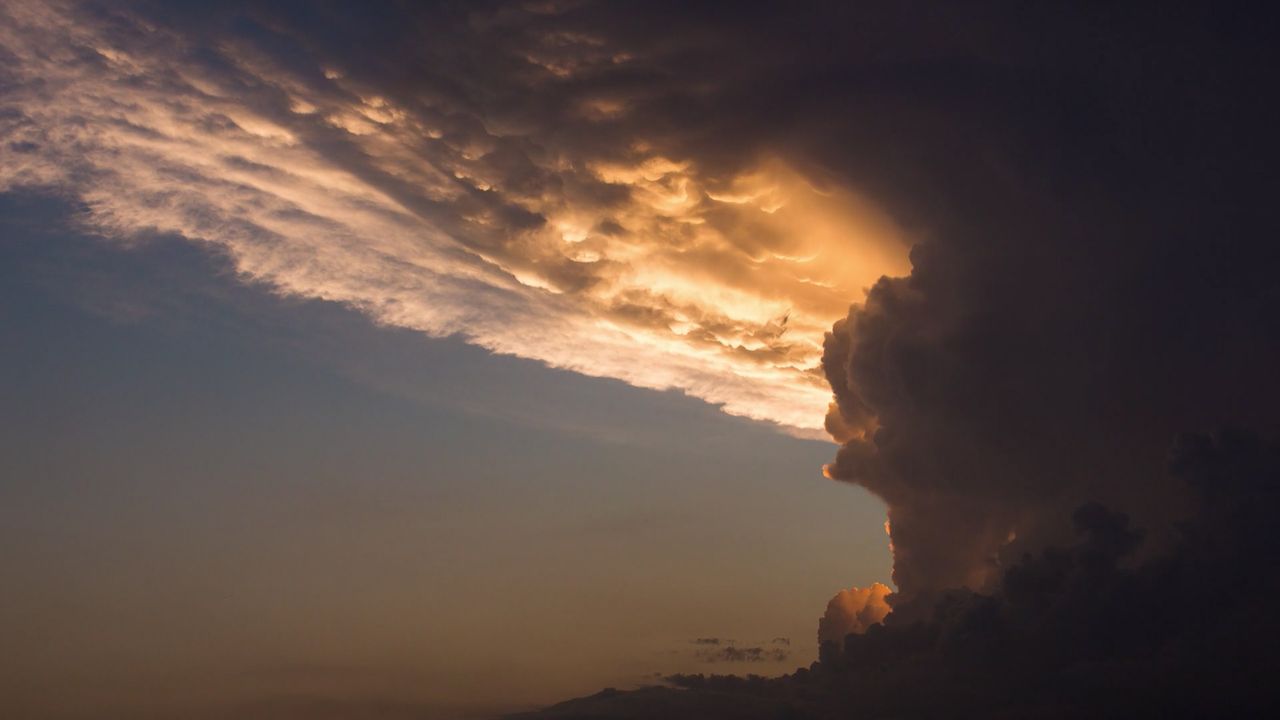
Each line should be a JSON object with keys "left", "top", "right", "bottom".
{"left": 817, "top": 582, "right": 892, "bottom": 645}
{"left": 0, "top": 1, "right": 910, "bottom": 435}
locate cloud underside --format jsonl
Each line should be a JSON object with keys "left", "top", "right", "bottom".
{"left": 0, "top": 1, "right": 908, "bottom": 434}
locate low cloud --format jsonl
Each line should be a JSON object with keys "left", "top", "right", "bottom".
{"left": 694, "top": 646, "right": 789, "bottom": 665}
{"left": 687, "top": 638, "right": 790, "bottom": 664}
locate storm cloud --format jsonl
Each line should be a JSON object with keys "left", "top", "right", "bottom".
{"left": 0, "top": 0, "right": 911, "bottom": 435}
{"left": 5, "top": 1, "right": 1280, "bottom": 716}
{"left": 815, "top": 7, "right": 1280, "bottom": 602}
{"left": 500, "top": 1, "right": 1280, "bottom": 717}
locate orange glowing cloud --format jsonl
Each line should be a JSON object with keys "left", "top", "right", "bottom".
{"left": 817, "top": 582, "right": 892, "bottom": 646}
{"left": 0, "top": 1, "right": 909, "bottom": 435}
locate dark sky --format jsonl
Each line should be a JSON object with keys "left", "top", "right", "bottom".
{"left": 2, "top": 2, "right": 1279, "bottom": 718}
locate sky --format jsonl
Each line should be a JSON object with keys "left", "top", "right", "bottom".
{"left": 0, "top": 191, "right": 891, "bottom": 718}
{"left": 3, "top": 2, "right": 1280, "bottom": 719}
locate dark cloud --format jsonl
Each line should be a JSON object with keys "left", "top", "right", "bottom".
{"left": 806, "top": 2, "right": 1280, "bottom": 714}
{"left": 687, "top": 638, "right": 790, "bottom": 664}
{"left": 818, "top": 0, "right": 1280, "bottom": 597}
{"left": 819, "top": 429, "right": 1280, "bottom": 715}
{"left": 694, "top": 645, "right": 789, "bottom": 665}
{"left": 496, "top": 1, "right": 1280, "bottom": 717}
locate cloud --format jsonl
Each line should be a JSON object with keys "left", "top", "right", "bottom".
{"left": 491, "top": 2, "right": 1280, "bottom": 715}
{"left": 821, "top": 430, "right": 1280, "bottom": 710}
{"left": 693, "top": 645, "right": 789, "bottom": 664}
{"left": 816, "top": 582, "right": 891, "bottom": 648}
{"left": 0, "top": 0, "right": 909, "bottom": 435}
{"left": 687, "top": 638, "right": 790, "bottom": 664}
{"left": 815, "top": 26, "right": 1280, "bottom": 600}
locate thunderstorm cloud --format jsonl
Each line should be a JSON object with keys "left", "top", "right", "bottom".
{"left": 0, "top": 0, "right": 909, "bottom": 435}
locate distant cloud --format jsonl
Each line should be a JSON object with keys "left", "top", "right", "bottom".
{"left": 688, "top": 638, "right": 789, "bottom": 664}
{"left": 695, "top": 646, "right": 789, "bottom": 664}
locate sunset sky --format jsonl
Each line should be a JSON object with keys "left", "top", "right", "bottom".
{"left": 1, "top": 3, "right": 903, "bottom": 716}
{"left": 3, "top": 2, "right": 1278, "bottom": 719}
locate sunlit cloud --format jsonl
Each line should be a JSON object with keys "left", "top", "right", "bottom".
{"left": 0, "top": 1, "right": 908, "bottom": 434}
{"left": 817, "top": 582, "right": 892, "bottom": 648}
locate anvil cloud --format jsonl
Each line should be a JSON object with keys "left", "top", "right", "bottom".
{"left": 0, "top": 1, "right": 907, "bottom": 434}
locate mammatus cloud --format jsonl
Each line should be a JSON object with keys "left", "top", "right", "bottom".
{"left": 0, "top": 0, "right": 908, "bottom": 434}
